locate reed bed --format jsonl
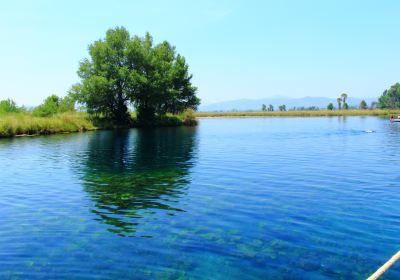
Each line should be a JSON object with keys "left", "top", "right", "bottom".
{"left": 0, "top": 112, "right": 97, "bottom": 138}
{"left": 195, "top": 109, "right": 400, "bottom": 118}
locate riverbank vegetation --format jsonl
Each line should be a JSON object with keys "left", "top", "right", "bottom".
{"left": 195, "top": 109, "right": 400, "bottom": 118}
{"left": 0, "top": 98, "right": 196, "bottom": 138}
{"left": 0, "top": 112, "right": 96, "bottom": 138}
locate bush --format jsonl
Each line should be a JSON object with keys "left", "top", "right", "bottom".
{"left": 0, "top": 99, "right": 24, "bottom": 114}
{"left": 32, "top": 94, "right": 75, "bottom": 117}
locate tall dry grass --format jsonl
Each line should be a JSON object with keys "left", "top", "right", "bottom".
{"left": 0, "top": 112, "right": 97, "bottom": 138}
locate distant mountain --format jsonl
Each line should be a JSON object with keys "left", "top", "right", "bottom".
{"left": 199, "top": 96, "right": 378, "bottom": 111}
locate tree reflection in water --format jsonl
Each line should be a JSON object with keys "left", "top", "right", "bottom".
{"left": 80, "top": 127, "right": 197, "bottom": 236}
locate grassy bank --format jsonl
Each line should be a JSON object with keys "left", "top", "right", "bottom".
{"left": 195, "top": 109, "right": 400, "bottom": 118}
{"left": 0, "top": 110, "right": 197, "bottom": 138}
{"left": 0, "top": 112, "right": 97, "bottom": 138}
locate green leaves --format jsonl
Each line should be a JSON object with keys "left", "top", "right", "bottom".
{"left": 32, "top": 94, "right": 75, "bottom": 117}
{"left": 73, "top": 27, "right": 200, "bottom": 125}
{"left": 378, "top": 83, "right": 400, "bottom": 109}
{"left": 0, "top": 99, "right": 23, "bottom": 114}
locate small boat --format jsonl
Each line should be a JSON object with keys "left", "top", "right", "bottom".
{"left": 391, "top": 119, "right": 400, "bottom": 122}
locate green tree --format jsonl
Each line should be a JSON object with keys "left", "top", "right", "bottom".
{"left": 337, "top": 97, "right": 342, "bottom": 110}
{"left": 341, "top": 93, "right": 348, "bottom": 109}
{"left": 378, "top": 83, "right": 400, "bottom": 109}
{"left": 72, "top": 27, "right": 200, "bottom": 125}
{"left": 0, "top": 99, "right": 21, "bottom": 114}
{"left": 359, "top": 100, "right": 367, "bottom": 110}
{"left": 32, "top": 94, "right": 75, "bottom": 117}
{"left": 268, "top": 104, "right": 274, "bottom": 111}
{"left": 327, "top": 103, "right": 334, "bottom": 110}
{"left": 261, "top": 104, "right": 266, "bottom": 111}
{"left": 370, "top": 101, "right": 377, "bottom": 109}
{"left": 278, "top": 104, "right": 286, "bottom": 111}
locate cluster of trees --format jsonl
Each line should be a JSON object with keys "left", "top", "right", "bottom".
{"left": 0, "top": 99, "right": 24, "bottom": 114}
{"left": 378, "top": 83, "right": 400, "bottom": 109}
{"left": 70, "top": 27, "right": 200, "bottom": 124}
{"left": 0, "top": 27, "right": 199, "bottom": 127}
{"left": 326, "top": 94, "right": 370, "bottom": 110}
{"left": 261, "top": 104, "right": 286, "bottom": 111}
{"left": 261, "top": 104, "right": 274, "bottom": 111}
{"left": 335, "top": 93, "right": 349, "bottom": 110}
{"left": 32, "top": 94, "right": 75, "bottom": 117}
{"left": 0, "top": 94, "right": 75, "bottom": 117}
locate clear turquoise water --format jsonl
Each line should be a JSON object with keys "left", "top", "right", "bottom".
{"left": 1, "top": 117, "right": 400, "bottom": 279}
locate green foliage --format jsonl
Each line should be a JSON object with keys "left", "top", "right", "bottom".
{"left": 336, "top": 98, "right": 342, "bottom": 110}
{"left": 0, "top": 99, "right": 24, "bottom": 114}
{"left": 72, "top": 27, "right": 200, "bottom": 125}
{"left": 341, "top": 93, "right": 348, "bottom": 106}
{"left": 343, "top": 103, "right": 349, "bottom": 110}
{"left": 378, "top": 83, "right": 400, "bottom": 109}
{"left": 278, "top": 104, "right": 286, "bottom": 111}
{"left": 359, "top": 100, "right": 367, "bottom": 109}
{"left": 32, "top": 94, "right": 75, "bottom": 117}
{"left": 181, "top": 109, "right": 197, "bottom": 126}
{"left": 327, "top": 103, "right": 334, "bottom": 110}
{"left": 268, "top": 104, "right": 274, "bottom": 111}
{"left": 261, "top": 104, "right": 266, "bottom": 111}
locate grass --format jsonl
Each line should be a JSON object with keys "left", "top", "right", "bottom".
{"left": 195, "top": 109, "right": 400, "bottom": 118}
{"left": 0, "top": 112, "right": 97, "bottom": 138}
{"left": 0, "top": 109, "right": 198, "bottom": 138}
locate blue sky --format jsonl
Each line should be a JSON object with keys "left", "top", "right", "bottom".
{"left": 1, "top": 0, "right": 400, "bottom": 106}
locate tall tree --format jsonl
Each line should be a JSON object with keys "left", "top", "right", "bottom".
{"left": 71, "top": 27, "right": 200, "bottom": 125}
{"left": 359, "top": 100, "right": 367, "bottom": 110}
{"left": 268, "top": 104, "right": 274, "bottom": 111}
{"left": 261, "top": 104, "right": 266, "bottom": 111}
{"left": 341, "top": 93, "right": 348, "bottom": 109}
{"left": 336, "top": 97, "right": 342, "bottom": 110}
{"left": 327, "top": 103, "right": 334, "bottom": 110}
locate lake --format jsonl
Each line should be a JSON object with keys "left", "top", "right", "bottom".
{"left": 1, "top": 116, "right": 400, "bottom": 279}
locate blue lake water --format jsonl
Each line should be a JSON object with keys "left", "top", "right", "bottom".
{"left": 1, "top": 116, "right": 400, "bottom": 279}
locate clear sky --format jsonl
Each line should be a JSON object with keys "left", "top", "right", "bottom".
{"left": 1, "top": 0, "right": 400, "bottom": 106}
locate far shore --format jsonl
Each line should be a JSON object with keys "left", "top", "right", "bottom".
{"left": 195, "top": 109, "right": 400, "bottom": 118}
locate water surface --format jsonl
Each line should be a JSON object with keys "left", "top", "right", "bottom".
{"left": 1, "top": 117, "right": 400, "bottom": 279}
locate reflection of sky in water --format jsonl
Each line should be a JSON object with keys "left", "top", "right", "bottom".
{"left": 1, "top": 117, "right": 400, "bottom": 279}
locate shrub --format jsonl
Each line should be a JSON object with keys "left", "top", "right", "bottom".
{"left": 32, "top": 94, "right": 75, "bottom": 117}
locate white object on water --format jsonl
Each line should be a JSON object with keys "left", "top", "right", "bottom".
{"left": 365, "top": 130, "right": 374, "bottom": 133}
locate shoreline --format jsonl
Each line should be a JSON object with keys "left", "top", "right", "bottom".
{"left": 2, "top": 109, "right": 399, "bottom": 139}
{"left": 195, "top": 109, "right": 399, "bottom": 118}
